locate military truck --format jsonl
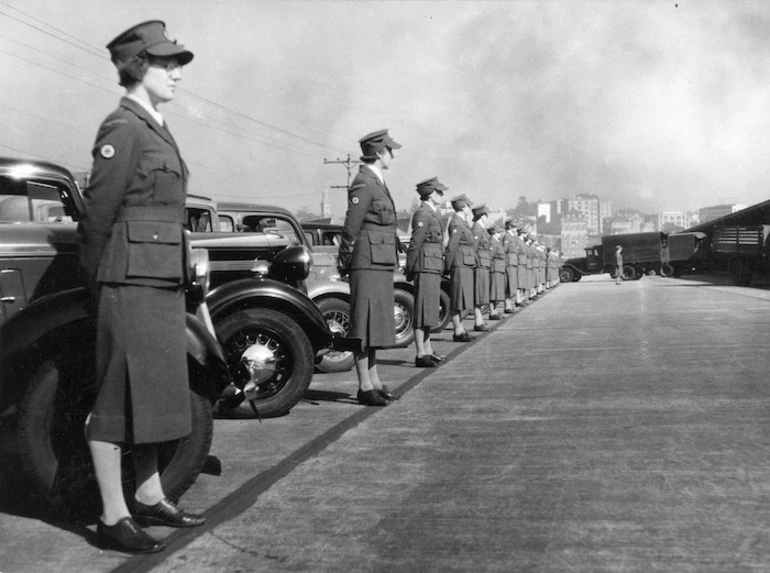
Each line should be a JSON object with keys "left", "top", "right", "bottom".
{"left": 711, "top": 225, "right": 770, "bottom": 286}
{"left": 560, "top": 231, "right": 704, "bottom": 282}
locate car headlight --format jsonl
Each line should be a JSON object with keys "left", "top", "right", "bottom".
{"left": 188, "top": 246, "right": 211, "bottom": 300}
{"left": 269, "top": 245, "right": 312, "bottom": 283}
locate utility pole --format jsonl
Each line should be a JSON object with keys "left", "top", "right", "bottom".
{"left": 323, "top": 154, "right": 360, "bottom": 191}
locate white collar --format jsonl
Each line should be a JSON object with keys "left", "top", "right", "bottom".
{"left": 126, "top": 93, "right": 164, "bottom": 127}
{"left": 422, "top": 200, "right": 437, "bottom": 212}
{"left": 365, "top": 163, "right": 384, "bottom": 185}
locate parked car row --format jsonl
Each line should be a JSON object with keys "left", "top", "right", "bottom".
{"left": 0, "top": 157, "right": 360, "bottom": 515}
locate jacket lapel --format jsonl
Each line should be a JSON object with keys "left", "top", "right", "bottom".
{"left": 120, "top": 97, "right": 178, "bottom": 151}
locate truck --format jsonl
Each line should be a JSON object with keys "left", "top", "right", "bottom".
{"left": 560, "top": 231, "right": 705, "bottom": 282}
{"left": 711, "top": 225, "right": 770, "bottom": 286}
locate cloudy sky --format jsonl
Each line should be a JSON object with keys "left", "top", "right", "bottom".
{"left": 2, "top": 0, "right": 770, "bottom": 219}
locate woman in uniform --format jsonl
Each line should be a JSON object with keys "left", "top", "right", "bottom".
{"left": 444, "top": 194, "right": 475, "bottom": 342}
{"left": 405, "top": 177, "right": 447, "bottom": 368}
{"left": 470, "top": 205, "right": 492, "bottom": 331}
{"left": 488, "top": 223, "right": 506, "bottom": 320}
{"left": 501, "top": 218, "right": 518, "bottom": 313}
{"left": 338, "top": 129, "right": 401, "bottom": 406}
{"left": 77, "top": 21, "right": 204, "bottom": 554}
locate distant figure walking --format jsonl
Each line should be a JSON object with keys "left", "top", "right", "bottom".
{"left": 615, "top": 245, "right": 623, "bottom": 285}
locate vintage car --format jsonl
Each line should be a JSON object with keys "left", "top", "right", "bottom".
{"left": 187, "top": 199, "right": 355, "bottom": 374}
{"left": 0, "top": 157, "right": 230, "bottom": 515}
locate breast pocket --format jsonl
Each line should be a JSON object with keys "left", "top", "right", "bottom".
{"left": 372, "top": 199, "right": 396, "bottom": 225}
{"left": 126, "top": 221, "right": 183, "bottom": 280}
{"left": 369, "top": 232, "right": 397, "bottom": 266}
{"left": 139, "top": 152, "right": 183, "bottom": 203}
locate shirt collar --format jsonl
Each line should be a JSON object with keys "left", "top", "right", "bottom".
{"left": 365, "top": 163, "right": 384, "bottom": 185}
{"left": 422, "top": 200, "right": 437, "bottom": 212}
{"left": 125, "top": 93, "right": 164, "bottom": 127}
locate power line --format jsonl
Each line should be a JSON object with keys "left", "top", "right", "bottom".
{"left": 0, "top": 5, "right": 352, "bottom": 157}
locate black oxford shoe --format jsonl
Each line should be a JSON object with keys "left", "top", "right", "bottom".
{"left": 357, "top": 389, "right": 388, "bottom": 406}
{"left": 415, "top": 355, "right": 438, "bottom": 368}
{"left": 378, "top": 385, "right": 399, "bottom": 401}
{"left": 452, "top": 332, "right": 473, "bottom": 342}
{"left": 429, "top": 353, "right": 446, "bottom": 363}
{"left": 488, "top": 314, "right": 502, "bottom": 321}
{"left": 133, "top": 498, "right": 206, "bottom": 528}
{"left": 473, "top": 324, "right": 490, "bottom": 332}
{"left": 97, "top": 517, "right": 165, "bottom": 554}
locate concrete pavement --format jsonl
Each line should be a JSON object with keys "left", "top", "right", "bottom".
{"left": 3, "top": 274, "right": 770, "bottom": 572}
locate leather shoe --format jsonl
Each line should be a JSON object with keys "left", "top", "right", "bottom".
{"left": 415, "top": 355, "right": 438, "bottom": 368}
{"left": 133, "top": 498, "right": 206, "bottom": 528}
{"left": 474, "top": 324, "right": 490, "bottom": 332}
{"left": 488, "top": 314, "right": 501, "bottom": 321}
{"left": 378, "top": 385, "right": 399, "bottom": 401}
{"left": 503, "top": 308, "right": 514, "bottom": 314}
{"left": 357, "top": 389, "right": 388, "bottom": 406}
{"left": 429, "top": 353, "right": 445, "bottom": 363}
{"left": 452, "top": 332, "right": 472, "bottom": 342}
{"left": 97, "top": 517, "right": 165, "bottom": 554}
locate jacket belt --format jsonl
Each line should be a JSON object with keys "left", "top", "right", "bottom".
{"left": 117, "top": 205, "right": 185, "bottom": 224}
{"left": 359, "top": 223, "right": 392, "bottom": 231}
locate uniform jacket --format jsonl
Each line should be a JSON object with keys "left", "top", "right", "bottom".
{"left": 405, "top": 202, "right": 444, "bottom": 276}
{"left": 445, "top": 213, "right": 476, "bottom": 273}
{"left": 502, "top": 230, "right": 519, "bottom": 267}
{"left": 516, "top": 236, "right": 529, "bottom": 267}
{"left": 78, "top": 97, "right": 188, "bottom": 289}
{"left": 338, "top": 165, "right": 398, "bottom": 273}
{"left": 490, "top": 235, "right": 506, "bottom": 273}
{"left": 471, "top": 222, "right": 492, "bottom": 269}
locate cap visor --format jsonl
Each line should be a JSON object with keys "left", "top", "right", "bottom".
{"left": 146, "top": 42, "right": 194, "bottom": 65}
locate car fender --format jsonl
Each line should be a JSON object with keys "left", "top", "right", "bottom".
{"left": 307, "top": 279, "right": 350, "bottom": 302}
{"left": 206, "top": 277, "right": 332, "bottom": 351}
{"left": 0, "top": 287, "right": 229, "bottom": 409}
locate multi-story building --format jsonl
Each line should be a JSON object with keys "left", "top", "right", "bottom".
{"left": 560, "top": 211, "right": 589, "bottom": 258}
{"left": 566, "top": 193, "right": 611, "bottom": 235}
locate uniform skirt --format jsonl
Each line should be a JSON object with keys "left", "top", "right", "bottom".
{"left": 506, "top": 266, "right": 518, "bottom": 294}
{"left": 414, "top": 272, "right": 441, "bottom": 328}
{"left": 450, "top": 266, "right": 474, "bottom": 311}
{"left": 474, "top": 267, "right": 490, "bottom": 305}
{"left": 88, "top": 284, "right": 191, "bottom": 444}
{"left": 517, "top": 264, "right": 528, "bottom": 290}
{"left": 349, "top": 268, "right": 396, "bottom": 348}
{"left": 490, "top": 270, "right": 506, "bottom": 302}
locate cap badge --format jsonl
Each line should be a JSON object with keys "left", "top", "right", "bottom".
{"left": 351, "top": 197, "right": 359, "bottom": 205}
{"left": 100, "top": 144, "right": 115, "bottom": 159}
{"left": 417, "top": 221, "right": 424, "bottom": 227}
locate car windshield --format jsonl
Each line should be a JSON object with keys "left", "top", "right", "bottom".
{"left": 0, "top": 177, "right": 73, "bottom": 223}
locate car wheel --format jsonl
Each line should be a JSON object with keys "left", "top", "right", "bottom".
{"left": 217, "top": 308, "right": 313, "bottom": 418}
{"left": 315, "top": 297, "right": 355, "bottom": 373}
{"left": 659, "top": 263, "right": 674, "bottom": 277}
{"left": 559, "top": 267, "right": 574, "bottom": 282}
{"left": 394, "top": 289, "right": 415, "bottom": 347}
{"left": 16, "top": 357, "right": 213, "bottom": 518}
{"left": 431, "top": 287, "right": 451, "bottom": 334}
{"left": 622, "top": 265, "right": 637, "bottom": 280}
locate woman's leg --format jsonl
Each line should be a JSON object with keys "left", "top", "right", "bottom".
{"left": 89, "top": 439, "right": 131, "bottom": 525}
{"left": 133, "top": 444, "right": 165, "bottom": 505}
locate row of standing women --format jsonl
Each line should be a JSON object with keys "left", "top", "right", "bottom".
{"left": 338, "top": 130, "right": 562, "bottom": 406}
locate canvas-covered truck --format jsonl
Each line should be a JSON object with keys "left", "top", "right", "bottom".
{"left": 561, "top": 232, "right": 666, "bottom": 281}
{"left": 664, "top": 231, "right": 707, "bottom": 277}
{"left": 712, "top": 225, "right": 770, "bottom": 286}
{"left": 560, "top": 231, "right": 705, "bottom": 282}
